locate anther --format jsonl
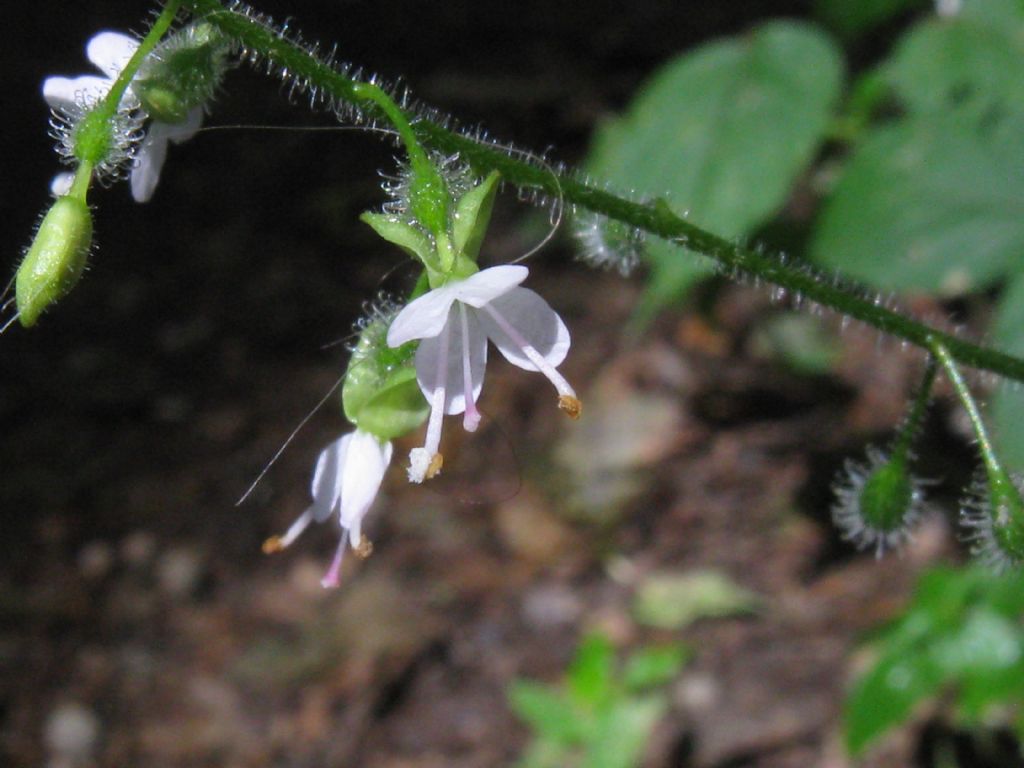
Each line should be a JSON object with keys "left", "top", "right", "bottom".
{"left": 262, "top": 535, "right": 284, "bottom": 554}
{"left": 558, "top": 395, "right": 582, "bottom": 419}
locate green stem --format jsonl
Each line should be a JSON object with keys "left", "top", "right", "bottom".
{"left": 68, "top": 161, "right": 93, "bottom": 201}
{"left": 891, "top": 356, "right": 937, "bottom": 462}
{"left": 97, "top": 0, "right": 181, "bottom": 121}
{"left": 182, "top": 0, "right": 1024, "bottom": 384}
{"left": 930, "top": 339, "right": 1003, "bottom": 483}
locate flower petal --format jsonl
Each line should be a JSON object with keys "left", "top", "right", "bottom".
{"left": 50, "top": 172, "right": 75, "bottom": 197}
{"left": 339, "top": 430, "right": 392, "bottom": 542}
{"left": 130, "top": 126, "right": 170, "bottom": 202}
{"left": 478, "top": 287, "right": 570, "bottom": 370}
{"left": 309, "top": 434, "right": 351, "bottom": 522}
{"left": 168, "top": 107, "right": 205, "bottom": 144}
{"left": 414, "top": 308, "right": 487, "bottom": 415}
{"left": 43, "top": 75, "right": 111, "bottom": 109}
{"left": 387, "top": 284, "right": 461, "bottom": 346}
{"left": 86, "top": 31, "right": 139, "bottom": 80}
{"left": 450, "top": 264, "right": 529, "bottom": 307}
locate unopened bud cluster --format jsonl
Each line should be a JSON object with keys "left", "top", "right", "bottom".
{"left": 13, "top": 20, "right": 231, "bottom": 329}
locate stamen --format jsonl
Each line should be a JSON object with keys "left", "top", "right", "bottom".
{"left": 482, "top": 304, "right": 580, "bottom": 413}
{"left": 261, "top": 536, "right": 284, "bottom": 554}
{"left": 460, "top": 303, "right": 481, "bottom": 432}
{"left": 558, "top": 394, "right": 582, "bottom": 419}
{"left": 263, "top": 506, "right": 316, "bottom": 553}
{"left": 355, "top": 535, "right": 374, "bottom": 559}
{"left": 409, "top": 319, "right": 451, "bottom": 483}
{"left": 320, "top": 537, "right": 347, "bottom": 589}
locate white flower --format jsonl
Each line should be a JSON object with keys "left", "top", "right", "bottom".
{"left": 387, "top": 264, "right": 581, "bottom": 483}
{"left": 42, "top": 31, "right": 203, "bottom": 202}
{"left": 263, "top": 429, "right": 392, "bottom": 588}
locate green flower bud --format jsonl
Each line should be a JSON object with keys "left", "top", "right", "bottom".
{"left": 16, "top": 196, "right": 93, "bottom": 327}
{"left": 342, "top": 306, "right": 429, "bottom": 440}
{"left": 859, "top": 457, "right": 914, "bottom": 533}
{"left": 832, "top": 447, "right": 925, "bottom": 556}
{"left": 963, "top": 470, "right": 1024, "bottom": 571}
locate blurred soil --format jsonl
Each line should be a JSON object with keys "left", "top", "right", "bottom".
{"left": 0, "top": 1, "right": 986, "bottom": 767}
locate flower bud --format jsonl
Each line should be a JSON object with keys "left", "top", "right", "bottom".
{"left": 962, "top": 470, "right": 1024, "bottom": 572}
{"left": 15, "top": 196, "right": 93, "bottom": 327}
{"left": 832, "top": 447, "right": 925, "bottom": 556}
{"left": 342, "top": 304, "right": 430, "bottom": 440}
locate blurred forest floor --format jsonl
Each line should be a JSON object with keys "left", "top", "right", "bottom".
{"left": 0, "top": 1, "right": 984, "bottom": 766}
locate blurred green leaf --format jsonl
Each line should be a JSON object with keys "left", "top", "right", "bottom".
{"left": 882, "top": 0, "right": 1024, "bottom": 120}
{"left": 844, "top": 567, "right": 1024, "bottom": 755}
{"left": 633, "top": 570, "right": 759, "bottom": 630}
{"left": 814, "top": 0, "right": 924, "bottom": 37}
{"left": 509, "top": 680, "right": 587, "bottom": 744}
{"left": 991, "top": 275, "right": 1024, "bottom": 472}
{"left": 939, "top": 610, "right": 1024, "bottom": 717}
{"left": 568, "top": 634, "right": 616, "bottom": 708}
{"left": 586, "top": 21, "right": 843, "bottom": 319}
{"left": 845, "top": 652, "right": 943, "bottom": 755}
{"left": 811, "top": 111, "right": 1024, "bottom": 294}
{"left": 585, "top": 697, "right": 668, "bottom": 768}
{"left": 622, "top": 645, "right": 690, "bottom": 692}
{"left": 751, "top": 312, "right": 840, "bottom": 374}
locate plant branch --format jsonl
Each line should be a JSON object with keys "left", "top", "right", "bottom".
{"left": 182, "top": 0, "right": 1024, "bottom": 384}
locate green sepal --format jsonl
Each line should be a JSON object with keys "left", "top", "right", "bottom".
{"left": 360, "top": 212, "right": 438, "bottom": 269}
{"left": 133, "top": 80, "right": 194, "bottom": 124}
{"left": 408, "top": 157, "right": 451, "bottom": 239}
{"left": 342, "top": 322, "right": 428, "bottom": 441}
{"left": 409, "top": 270, "right": 430, "bottom": 301}
{"left": 134, "top": 22, "right": 228, "bottom": 123}
{"left": 73, "top": 109, "right": 116, "bottom": 166}
{"left": 16, "top": 196, "right": 93, "bottom": 327}
{"left": 345, "top": 363, "right": 429, "bottom": 440}
{"left": 452, "top": 171, "right": 500, "bottom": 262}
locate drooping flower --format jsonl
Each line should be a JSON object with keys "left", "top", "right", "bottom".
{"left": 387, "top": 264, "right": 580, "bottom": 483}
{"left": 263, "top": 429, "right": 392, "bottom": 588}
{"left": 43, "top": 31, "right": 203, "bottom": 202}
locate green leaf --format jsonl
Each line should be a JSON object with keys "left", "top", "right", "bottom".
{"left": 845, "top": 651, "right": 943, "bottom": 755}
{"left": 632, "top": 570, "right": 759, "bottom": 630}
{"left": 882, "top": 3, "right": 1024, "bottom": 121}
{"left": 586, "top": 21, "right": 843, "bottom": 316}
{"left": 568, "top": 634, "right": 616, "bottom": 708}
{"left": 813, "top": 0, "right": 924, "bottom": 38}
{"left": 750, "top": 312, "right": 840, "bottom": 375}
{"left": 812, "top": 111, "right": 1024, "bottom": 295}
{"left": 452, "top": 171, "right": 500, "bottom": 262}
{"left": 622, "top": 645, "right": 690, "bottom": 691}
{"left": 929, "top": 609, "right": 1023, "bottom": 678}
{"left": 584, "top": 697, "right": 667, "bottom": 768}
{"left": 991, "top": 274, "right": 1024, "bottom": 472}
{"left": 360, "top": 212, "right": 436, "bottom": 267}
{"left": 508, "top": 680, "right": 586, "bottom": 744}
{"left": 935, "top": 609, "right": 1024, "bottom": 717}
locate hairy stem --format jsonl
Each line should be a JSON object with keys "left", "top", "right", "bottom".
{"left": 182, "top": 0, "right": 1024, "bottom": 383}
